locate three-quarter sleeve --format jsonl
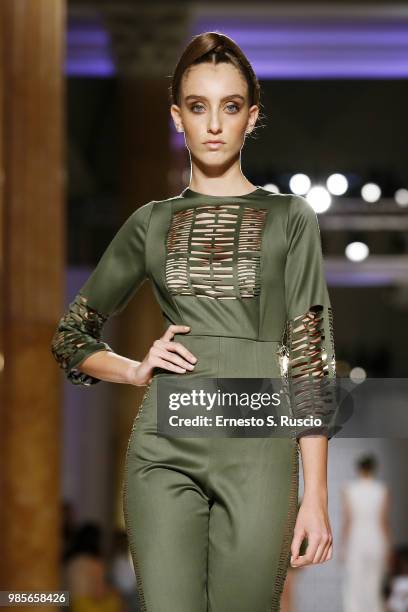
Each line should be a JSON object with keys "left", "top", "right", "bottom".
{"left": 280, "top": 195, "right": 337, "bottom": 440}
{"left": 51, "top": 201, "right": 154, "bottom": 386}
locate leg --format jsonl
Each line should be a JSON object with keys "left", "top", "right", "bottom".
{"left": 123, "top": 377, "right": 214, "bottom": 611}
{"left": 207, "top": 438, "right": 299, "bottom": 612}
{"left": 124, "top": 460, "right": 209, "bottom": 612}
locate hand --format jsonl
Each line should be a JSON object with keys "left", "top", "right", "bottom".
{"left": 129, "top": 324, "right": 198, "bottom": 386}
{"left": 290, "top": 493, "right": 333, "bottom": 568}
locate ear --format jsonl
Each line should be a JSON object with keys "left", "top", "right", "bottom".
{"left": 170, "top": 104, "right": 184, "bottom": 133}
{"left": 246, "top": 104, "right": 259, "bottom": 134}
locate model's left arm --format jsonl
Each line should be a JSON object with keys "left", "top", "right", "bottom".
{"left": 283, "top": 194, "right": 337, "bottom": 441}
{"left": 283, "top": 194, "right": 335, "bottom": 568}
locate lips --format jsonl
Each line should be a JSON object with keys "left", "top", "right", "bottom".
{"left": 204, "top": 141, "right": 225, "bottom": 150}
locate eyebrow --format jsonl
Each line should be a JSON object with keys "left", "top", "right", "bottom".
{"left": 184, "top": 94, "right": 245, "bottom": 102}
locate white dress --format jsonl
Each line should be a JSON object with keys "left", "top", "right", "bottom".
{"left": 342, "top": 477, "right": 388, "bottom": 612}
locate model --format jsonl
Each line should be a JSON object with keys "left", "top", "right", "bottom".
{"left": 51, "top": 31, "right": 336, "bottom": 612}
{"left": 341, "top": 454, "right": 391, "bottom": 612}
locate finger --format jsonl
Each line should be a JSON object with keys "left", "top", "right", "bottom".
{"left": 296, "top": 536, "right": 320, "bottom": 567}
{"left": 162, "top": 324, "right": 190, "bottom": 342}
{"left": 164, "top": 341, "right": 197, "bottom": 365}
{"left": 157, "top": 348, "right": 195, "bottom": 371}
{"left": 154, "top": 356, "right": 188, "bottom": 374}
{"left": 290, "top": 531, "right": 304, "bottom": 565}
{"left": 319, "top": 535, "right": 333, "bottom": 563}
{"left": 312, "top": 537, "right": 329, "bottom": 564}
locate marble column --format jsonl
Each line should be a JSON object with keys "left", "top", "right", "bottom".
{"left": 0, "top": 0, "right": 65, "bottom": 594}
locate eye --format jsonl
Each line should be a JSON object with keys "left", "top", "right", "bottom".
{"left": 191, "top": 103, "right": 205, "bottom": 113}
{"left": 225, "top": 103, "right": 240, "bottom": 113}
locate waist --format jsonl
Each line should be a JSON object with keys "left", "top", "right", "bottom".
{"left": 175, "top": 333, "right": 281, "bottom": 342}
{"left": 153, "top": 333, "right": 283, "bottom": 379}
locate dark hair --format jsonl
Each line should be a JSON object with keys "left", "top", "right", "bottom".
{"left": 356, "top": 453, "right": 377, "bottom": 473}
{"left": 169, "top": 31, "right": 264, "bottom": 135}
{"left": 66, "top": 521, "right": 103, "bottom": 559}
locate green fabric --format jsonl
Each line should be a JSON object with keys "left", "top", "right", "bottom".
{"left": 125, "top": 362, "right": 299, "bottom": 612}
{"left": 51, "top": 187, "right": 337, "bottom": 610}
{"left": 51, "top": 188, "right": 336, "bottom": 424}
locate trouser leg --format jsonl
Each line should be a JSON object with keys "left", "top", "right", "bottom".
{"left": 207, "top": 438, "right": 299, "bottom": 612}
{"left": 124, "top": 461, "right": 210, "bottom": 612}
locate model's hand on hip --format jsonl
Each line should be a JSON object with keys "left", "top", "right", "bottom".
{"left": 129, "top": 324, "right": 198, "bottom": 386}
{"left": 290, "top": 493, "right": 333, "bottom": 567}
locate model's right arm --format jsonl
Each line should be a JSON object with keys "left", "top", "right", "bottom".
{"left": 50, "top": 201, "right": 154, "bottom": 386}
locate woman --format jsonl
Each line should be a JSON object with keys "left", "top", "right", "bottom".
{"left": 51, "top": 31, "right": 336, "bottom": 612}
{"left": 340, "top": 454, "right": 392, "bottom": 612}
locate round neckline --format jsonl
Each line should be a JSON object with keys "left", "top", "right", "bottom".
{"left": 181, "top": 185, "right": 266, "bottom": 199}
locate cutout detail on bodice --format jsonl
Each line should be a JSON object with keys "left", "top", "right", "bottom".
{"left": 165, "top": 204, "right": 269, "bottom": 300}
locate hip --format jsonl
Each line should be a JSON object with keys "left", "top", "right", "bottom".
{"left": 152, "top": 333, "right": 282, "bottom": 380}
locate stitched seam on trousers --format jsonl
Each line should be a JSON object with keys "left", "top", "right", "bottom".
{"left": 206, "top": 511, "right": 210, "bottom": 611}
{"left": 270, "top": 440, "right": 299, "bottom": 611}
{"left": 122, "top": 382, "right": 153, "bottom": 612}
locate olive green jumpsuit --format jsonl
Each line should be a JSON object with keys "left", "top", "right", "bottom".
{"left": 51, "top": 187, "right": 336, "bottom": 611}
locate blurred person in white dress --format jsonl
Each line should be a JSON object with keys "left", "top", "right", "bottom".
{"left": 339, "top": 453, "right": 392, "bottom": 612}
{"left": 387, "top": 545, "right": 408, "bottom": 612}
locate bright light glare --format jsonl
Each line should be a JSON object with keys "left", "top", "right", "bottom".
{"left": 262, "top": 183, "right": 280, "bottom": 193}
{"left": 350, "top": 367, "right": 367, "bottom": 383}
{"left": 345, "top": 241, "right": 369, "bottom": 262}
{"left": 361, "top": 182, "right": 381, "bottom": 202}
{"left": 289, "top": 173, "right": 311, "bottom": 195}
{"left": 305, "top": 186, "right": 332, "bottom": 213}
{"left": 326, "top": 173, "right": 348, "bottom": 195}
{"left": 395, "top": 188, "right": 408, "bottom": 207}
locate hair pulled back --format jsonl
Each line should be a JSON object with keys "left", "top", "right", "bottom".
{"left": 169, "top": 31, "right": 263, "bottom": 131}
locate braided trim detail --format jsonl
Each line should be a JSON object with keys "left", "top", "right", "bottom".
{"left": 277, "top": 304, "right": 337, "bottom": 438}
{"left": 51, "top": 293, "right": 113, "bottom": 386}
{"left": 122, "top": 381, "right": 153, "bottom": 611}
{"left": 270, "top": 440, "right": 299, "bottom": 611}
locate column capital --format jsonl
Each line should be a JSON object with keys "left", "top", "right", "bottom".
{"left": 101, "top": 2, "right": 191, "bottom": 78}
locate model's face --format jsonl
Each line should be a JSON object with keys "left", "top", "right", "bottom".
{"left": 171, "top": 62, "right": 259, "bottom": 165}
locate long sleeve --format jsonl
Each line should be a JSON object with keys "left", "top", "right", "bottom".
{"left": 280, "top": 195, "right": 337, "bottom": 440}
{"left": 51, "top": 201, "right": 154, "bottom": 386}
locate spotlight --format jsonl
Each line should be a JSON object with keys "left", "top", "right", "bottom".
{"left": 289, "top": 173, "right": 311, "bottom": 195}
{"left": 350, "top": 367, "right": 367, "bottom": 383}
{"left": 345, "top": 241, "right": 369, "bottom": 262}
{"left": 305, "top": 186, "right": 331, "bottom": 213}
{"left": 262, "top": 183, "right": 280, "bottom": 193}
{"left": 326, "top": 173, "right": 348, "bottom": 195}
{"left": 361, "top": 183, "right": 381, "bottom": 203}
{"left": 395, "top": 188, "right": 408, "bottom": 207}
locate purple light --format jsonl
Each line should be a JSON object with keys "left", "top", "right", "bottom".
{"left": 67, "top": 28, "right": 110, "bottom": 46}
{"left": 191, "top": 18, "right": 408, "bottom": 79}
{"left": 326, "top": 272, "right": 395, "bottom": 287}
{"left": 66, "top": 13, "right": 408, "bottom": 79}
{"left": 66, "top": 59, "right": 115, "bottom": 77}
{"left": 252, "top": 60, "right": 408, "bottom": 79}
{"left": 66, "top": 16, "right": 114, "bottom": 77}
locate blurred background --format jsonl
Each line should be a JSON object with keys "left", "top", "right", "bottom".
{"left": 0, "top": 1, "right": 407, "bottom": 611}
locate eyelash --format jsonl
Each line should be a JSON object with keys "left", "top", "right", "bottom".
{"left": 190, "top": 102, "right": 240, "bottom": 114}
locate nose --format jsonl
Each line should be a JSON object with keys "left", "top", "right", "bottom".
{"left": 207, "top": 110, "right": 222, "bottom": 135}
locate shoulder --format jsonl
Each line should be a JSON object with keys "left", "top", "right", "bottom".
{"left": 129, "top": 199, "right": 156, "bottom": 221}
{"left": 287, "top": 194, "right": 317, "bottom": 222}
{"left": 118, "top": 200, "right": 157, "bottom": 233}
{"left": 129, "top": 193, "right": 187, "bottom": 218}
{"left": 375, "top": 480, "right": 388, "bottom": 494}
{"left": 285, "top": 193, "right": 320, "bottom": 240}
